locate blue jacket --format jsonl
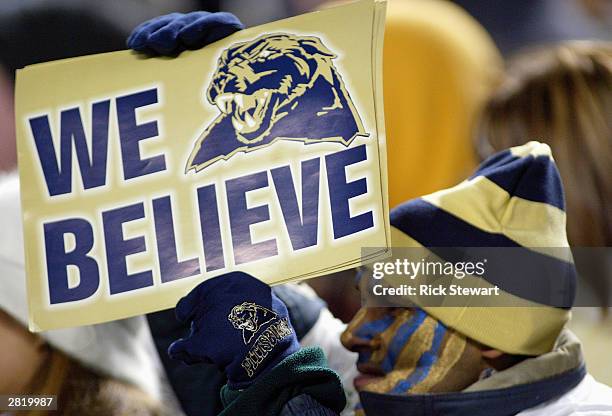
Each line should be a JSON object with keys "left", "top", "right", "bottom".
{"left": 358, "top": 365, "right": 586, "bottom": 416}
{"left": 279, "top": 364, "right": 587, "bottom": 416}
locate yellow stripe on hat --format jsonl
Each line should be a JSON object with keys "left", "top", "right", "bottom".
{"left": 384, "top": 227, "right": 569, "bottom": 355}
{"left": 421, "top": 175, "right": 569, "bottom": 250}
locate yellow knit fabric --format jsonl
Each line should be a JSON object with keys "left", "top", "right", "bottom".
{"left": 382, "top": 0, "right": 502, "bottom": 207}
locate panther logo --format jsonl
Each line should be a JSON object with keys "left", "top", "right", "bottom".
{"left": 185, "top": 33, "right": 367, "bottom": 172}
{"left": 228, "top": 302, "right": 278, "bottom": 344}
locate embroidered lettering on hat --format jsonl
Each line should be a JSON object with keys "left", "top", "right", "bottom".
{"left": 241, "top": 318, "right": 294, "bottom": 377}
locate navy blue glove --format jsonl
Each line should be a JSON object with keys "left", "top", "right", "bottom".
{"left": 168, "top": 272, "right": 300, "bottom": 389}
{"left": 127, "top": 11, "right": 244, "bottom": 55}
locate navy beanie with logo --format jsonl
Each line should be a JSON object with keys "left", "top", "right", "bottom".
{"left": 168, "top": 272, "right": 299, "bottom": 389}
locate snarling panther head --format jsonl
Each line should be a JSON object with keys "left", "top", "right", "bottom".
{"left": 186, "top": 32, "right": 365, "bottom": 172}
{"left": 207, "top": 33, "right": 349, "bottom": 143}
{"left": 228, "top": 302, "right": 277, "bottom": 344}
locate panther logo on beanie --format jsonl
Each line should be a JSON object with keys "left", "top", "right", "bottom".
{"left": 228, "top": 302, "right": 278, "bottom": 344}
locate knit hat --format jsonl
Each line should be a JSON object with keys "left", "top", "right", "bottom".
{"left": 389, "top": 141, "right": 575, "bottom": 355}
{"left": 168, "top": 272, "right": 300, "bottom": 389}
{"left": 0, "top": 171, "right": 162, "bottom": 399}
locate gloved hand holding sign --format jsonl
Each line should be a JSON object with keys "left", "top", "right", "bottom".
{"left": 130, "top": 12, "right": 347, "bottom": 414}
{"left": 168, "top": 272, "right": 300, "bottom": 389}
{"left": 127, "top": 11, "right": 244, "bottom": 55}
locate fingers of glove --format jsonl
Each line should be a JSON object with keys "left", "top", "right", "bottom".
{"left": 127, "top": 13, "right": 184, "bottom": 52}
{"left": 145, "top": 20, "right": 186, "bottom": 55}
{"left": 168, "top": 338, "right": 212, "bottom": 365}
{"left": 146, "top": 13, "right": 209, "bottom": 55}
{"left": 174, "top": 275, "right": 228, "bottom": 322}
{"left": 175, "top": 286, "right": 205, "bottom": 323}
{"left": 179, "top": 12, "right": 244, "bottom": 49}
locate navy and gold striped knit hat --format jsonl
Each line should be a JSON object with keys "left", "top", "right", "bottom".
{"left": 389, "top": 141, "right": 574, "bottom": 355}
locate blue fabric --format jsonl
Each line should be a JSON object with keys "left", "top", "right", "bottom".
{"left": 168, "top": 271, "right": 299, "bottom": 389}
{"left": 360, "top": 364, "right": 586, "bottom": 416}
{"left": 272, "top": 285, "right": 325, "bottom": 341}
{"left": 127, "top": 11, "right": 244, "bottom": 55}
{"left": 147, "top": 284, "right": 328, "bottom": 415}
{"left": 471, "top": 153, "right": 565, "bottom": 210}
{"left": 472, "top": 148, "right": 515, "bottom": 172}
{"left": 391, "top": 199, "right": 522, "bottom": 248}
{"left": 391, "top": 199, "right": 576, "bottom": 308}
{"left": 391, "top": 143, "right": 576, "bottom": 309}
{"left": 147, "top": 309, "right": 224, "bottom": 415}
{"left": 146, "top": 284, "right": 327, "bottom": 415}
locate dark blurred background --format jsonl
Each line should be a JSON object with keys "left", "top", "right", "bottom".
{"left": 0, "top": 0, "right": 609, "bottom": 171}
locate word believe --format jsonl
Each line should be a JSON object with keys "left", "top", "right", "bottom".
{"left": 28, "top": 87, "right": 375, "bottom": 304}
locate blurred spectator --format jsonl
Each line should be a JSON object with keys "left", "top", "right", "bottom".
{"left": 0, "top": 0, "right": 201, "bottom": 34}
{"left": 0, "top": 4, "right": 127, "bottom": 171}
{"left": 0, "top": 69, "right": 14, "bottom": 171}
{"left": 476, "top": 40, "right": 612, "bottom": 385}
{"left": 289, "top": 0, "right": 327, "bottom": 14}
{"left": 310, "top": 0, "right": 502, "bottom": 321}
{"left": 0, "top": 4, "right": 127, "bottom": 78}
{"left": 213, "top": 0, "right": 612, "bottom": 48}
{"left": 452, "top": 0, "right": 611, "bottom": 56}
{"left": 478, "top": 41, "right": 611, "bottom": 249}
{"left": 0, "top": 5, "right": 182, "bottom": 412}
{"left": 380, "top": 0, "right": 502, "bottom": 207}
{"left": 0, "top": 172, "right": 168, "bottom": 414}
{"left": 223, "top": 0, "right": 290, "bottom": 26}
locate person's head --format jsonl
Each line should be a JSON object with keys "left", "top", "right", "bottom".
{"left": 341, "top": 142, "right": 574, "bottom": 404}
{"left": 477, "top": 41, "right": 612, "bottom": 247}
{"left": 382, "top": 0, "right": 502, "bottom": 208}
{"left": 340, "top": 307, "right": 512, "bottom": 396}
{"left": 319, "top": 0, "right": 502, "bottom": 207}
{"left": 0, "top": 3, "right": 126, "bottom": 172}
